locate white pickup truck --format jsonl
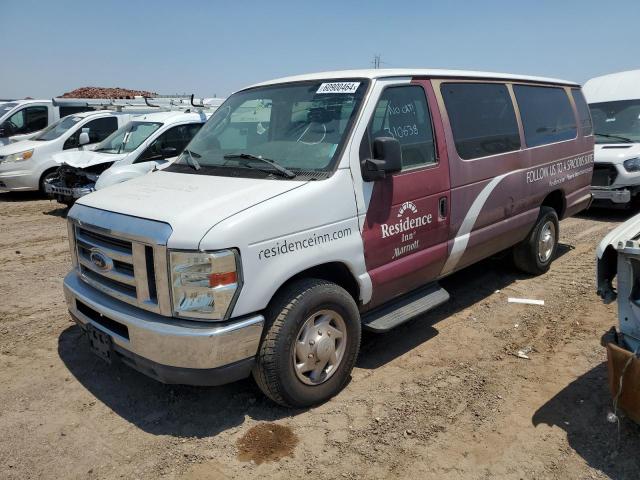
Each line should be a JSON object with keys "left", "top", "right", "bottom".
{"left": 0, "top": 99, "right": 91, "bottom": 146}
{"left": 0, "top": 111, "right": 135, "bottom": 192}
{"left": 45, "top": 111, "right": 210, "bottom": 205}
{"left": 584, "top": 70, "right": 640, "bottom": 205}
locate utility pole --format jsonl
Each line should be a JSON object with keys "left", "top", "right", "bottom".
{"left": 372, "top": 54, "right": 381, "bottom": 69}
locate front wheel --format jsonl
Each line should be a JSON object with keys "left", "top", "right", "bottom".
{"left": 253, "top": 278, "right": 361, "bottom": 408}
{"left": 513, "top": 206, "right": 559, "bottom": 275}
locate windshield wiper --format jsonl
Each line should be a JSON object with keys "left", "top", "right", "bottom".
{"left": 183, "top": 149, "right": 201, "bottom": 171}
{"left": 223, "top": 153, "right": 296, "bottom": 179}
{"left": 595, "top": 133, "right": 634, "bottom": 143}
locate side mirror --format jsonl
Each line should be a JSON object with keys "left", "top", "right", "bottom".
{"left": 362, "top": 137, "right": 402, "bottom": 181}
{"left": 0, "top": 122, "right": 12, "bottom": 137}
{"left": 160, "top": 146, "right": 178, "bottom": 158}
{"left": 78, "top": 131, "right": 90, "bottom": 146}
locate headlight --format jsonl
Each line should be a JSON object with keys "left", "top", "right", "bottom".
{"left": 169, "top": 250, "right": 240, "bottom": 320}
{"left": 2, "top": 149, "right": 34, "bottom": 163}
{"left": 623, "top": 157, "right": 640, "bottom": 172}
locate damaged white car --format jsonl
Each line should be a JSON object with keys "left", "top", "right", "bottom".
{"left": 45, "top": 111, "right": 209, "bottom": 205}
{"left": 597, "top": 214, "right": 640, "bottom": 423}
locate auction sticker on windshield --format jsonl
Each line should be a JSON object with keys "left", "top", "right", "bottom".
{"left": 316, "top": 82, "right": 360, "bottom": 94}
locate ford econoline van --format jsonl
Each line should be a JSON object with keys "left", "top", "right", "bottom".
{"left": 62, "top": 69, "right": 594, "bottom": 407}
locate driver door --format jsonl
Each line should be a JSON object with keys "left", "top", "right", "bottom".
{"left": 360, "top": 80, "right": 451, "bottom": 308}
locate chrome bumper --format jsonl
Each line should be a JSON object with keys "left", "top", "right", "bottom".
{"left": 591, "top": 188, "right": 631, "bottom": 204}
{"left": 45, "top": 182, "right": 94, "bottom": 199}
{"left": 63, "top": 271, "right": 264, "bottom": 383}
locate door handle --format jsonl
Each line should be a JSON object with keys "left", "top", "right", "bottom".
{"left": 439, "top": 196, "right": 448, "bottom": 219}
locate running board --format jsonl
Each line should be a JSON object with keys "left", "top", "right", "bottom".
{"left": 361, "top": 283, "right": 450, "bottom": 333}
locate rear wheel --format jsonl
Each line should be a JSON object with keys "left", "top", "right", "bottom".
{"left": 253, "top": 278, "right": 361, "bottom": 408}
{"left": 513, "top": 206, "right": 559, "bottom": 275}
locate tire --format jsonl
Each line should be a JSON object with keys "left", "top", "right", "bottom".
{"left": 253, "top": 278, "right": 361, "bottom": 408}
{"left": 39, "top": 168, "right": 58, "bottom": 195}
{"left": 513, "top": 206, "right": 559, "bottom": 275}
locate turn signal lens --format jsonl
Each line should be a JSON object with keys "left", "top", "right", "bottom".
{"left": 208, "top": 271, "right": 237, "bottom": 287}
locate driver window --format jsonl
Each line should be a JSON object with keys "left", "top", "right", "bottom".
{"left": 368, "top": 86, "right": 437, "bottom": 169}
{"left": 135, "top": 123, "right": 203, "bottom": 163}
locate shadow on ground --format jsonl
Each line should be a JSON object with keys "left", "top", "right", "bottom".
{"left": 58, "top": 325, "right": 302, "bottom": 438}
{"left": 533, "top": 363, "right": 640, "bottom": 478}
{"left": 0, "top": 191, "right": 43, "bottom": 202}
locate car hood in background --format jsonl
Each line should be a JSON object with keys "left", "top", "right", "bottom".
{"left": 594, "top": 143, "right": 640, "bottom": 165}
{"left": 52, "top": 150, "right": 127, "bottom": 168}
{"left": 0, "top": 139, "right": 43, "bottom": 155}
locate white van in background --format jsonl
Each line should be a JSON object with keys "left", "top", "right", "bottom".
{"left": 0, "top": 111, "right": 134, "bottom": 192}
{"left": 584, "top": 70, "right": 640, "bottom": 205}
{"left": 45, "top": 110, "right": 210, "bottom": 205}
{"left": 0, "top": 99, "right": 92, "bottom": 146}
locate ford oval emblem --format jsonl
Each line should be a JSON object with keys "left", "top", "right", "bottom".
{"left": 89, "top": 249, "right": 113, "bottom": 271}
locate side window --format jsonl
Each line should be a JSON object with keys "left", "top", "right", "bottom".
{"left": 136, "top": 123, "right": 203, "bottom": 163}
{"left": 24, "top": 106, "right": 48, "bottom": 133}
{"left": 83, "top": 117, "right": 119, "bottom": 143}
{"left": 513, "top": 85, "right": 577, "bottom": 147}
{"left": 368, "top": 85, "right": 437, "bottom": 169}
{"left": 6, "top": 109, "right": 26, "bottom": 132}
{"left": 571, "top": 89, "right": 593, "bottom": 136}
{"left": 441, "top": 83, "right": 520, "bottom": 160}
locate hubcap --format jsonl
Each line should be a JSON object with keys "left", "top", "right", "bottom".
{"left": 292, "top": 309, "right": 347, "bottom": 386}
{"left": 538, "top": 221, "right": 556, "bottom": 263}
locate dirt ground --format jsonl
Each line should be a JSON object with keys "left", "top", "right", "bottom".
{"left": 1, "top": 192, "right": 640, "bottom": 480}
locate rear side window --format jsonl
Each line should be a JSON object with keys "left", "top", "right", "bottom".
{"left": 514, "top": 85, "right": 577, "bottom": 147}
{"left": 441, "top": 83, "right": 520, "bottom": 160}
{"left": 571, "top": 89, "right": 593, "bottom": 136}
{"left": 368, "top": 85, "right": 437, "bottom": 169}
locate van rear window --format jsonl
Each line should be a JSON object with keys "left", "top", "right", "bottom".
{"left": 514, "top": 85, "right": 577, "bottom": 147}
{"left": 571, "top": 89, "right": 593, "bottom": 136}
{"left": 441, "top": 83, "right": 520, "bottom": 160}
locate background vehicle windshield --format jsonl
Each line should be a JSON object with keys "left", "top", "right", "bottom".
{"left": 590, "top": 100, "right": 640, "bottom": 143}
{"left": 173, "top": 79, "right": 367, "bottom": 176}
{"left": 34, "top": 115, "right": 82, "bottom": 141}
{"left": 0, "top": 102, "right": 18, "bottom": 119}
{"left": 94, "top": 121, "right": 162, "bottom": 154}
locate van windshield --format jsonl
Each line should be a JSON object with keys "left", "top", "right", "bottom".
{"left": 590, "top": 100, "right": 640, "bottom": 144}
{"left": 34, "top": 116, "right": 83, "bottom": 141}
{"left": 168, "top": 79, "right": 368, "bottom": 179}
{"left": 94, "top": 121, "right": 162, "bottom": 154}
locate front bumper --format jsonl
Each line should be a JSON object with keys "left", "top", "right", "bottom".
{"left": 0, "top": 168, "right": 39, "bottom": 191}
{"left": 44, "top": 181, "right": 95, "bottom": 199}
{"left": 63, "top": 271, "right": 265, "bottom": 385}
{"left": 591, "top": 187, "right": 632, "bottom": 204}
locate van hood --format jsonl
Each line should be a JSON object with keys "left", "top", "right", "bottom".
{"left": 0, "top": 139, "right": 43, "bottom": 155}
{"left": 76, "top": 171, "right": 309, "bottom": 248}
{"left": 595, "top": 143, "right": 640, "bottom": 165}
{"left": 53, "top": 150, "right": 126, "bottom": 167}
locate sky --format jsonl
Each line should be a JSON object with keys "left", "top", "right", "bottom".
{"left": 1, "top": 0, "right": 638, "bottom": 99}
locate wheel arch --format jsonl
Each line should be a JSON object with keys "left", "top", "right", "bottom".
{"left": 541, "top": 190, "right": 566, "bottom": 220}
{"left": 267, "top": 261, "right": 361, "bottom": 309}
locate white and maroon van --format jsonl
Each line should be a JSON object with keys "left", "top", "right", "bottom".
{"left": 62, "top": 69, "right": 594, "bottom": 407}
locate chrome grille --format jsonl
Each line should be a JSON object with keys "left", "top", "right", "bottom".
{"left": 68, "top": 206, "right": 172, "bottom": 316}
